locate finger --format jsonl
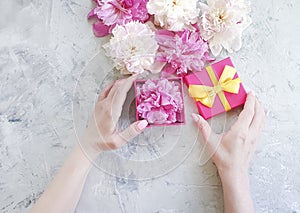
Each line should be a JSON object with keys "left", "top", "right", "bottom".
{"left": 232, "top": 91, "right": 256, "bottom": 131}
{"left": 110, "top": 74, "right": 138, "bottom": 104}
{"left": 106, "top": 79, "right": 125, "bottom": 100}
{"left": 97, "top": 82, "right": 115, "bottom": 102}
{"left": 100, "top": 75, "right": 138, "bottom": 129}
{"left": 191, "top": 113, "right": 212, "bottom": 142}
{"left": 107, "top": 74, "right": 138, "bottom": 101}
{"left": 109, "top": 75, "right": 138, "bottom": 125}
{"left": 250, "top": 99, "right": 266, "bottom": 135}
{"left": 191, "top": 113, "right": 221, "bottom": 155}
{"left": 114, "top": 120, "right": 148, "bottom": 145}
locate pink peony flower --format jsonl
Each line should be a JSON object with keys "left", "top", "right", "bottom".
{"left": 88, "top": 0, "right": 149, "bottom": 37}
{"left": 136, "top": 79, "right": 184, "bottom": 125}
{"left": 155, "top": 28, "right": 213, "bottom": 76}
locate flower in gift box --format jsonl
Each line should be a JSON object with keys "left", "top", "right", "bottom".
{"left": 135, "top": 78, "right": 185, "bottom": 126}
{"left": 184, "top": 57, "right": 247, "bottom": 120}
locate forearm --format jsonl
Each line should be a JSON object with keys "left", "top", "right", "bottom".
{"left": 30, "top": 144, "right": 98, "bottom": 213}
{"left": 219, "top": 171, "right": 254, "bottom": 213}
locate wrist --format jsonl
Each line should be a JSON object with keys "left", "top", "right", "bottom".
{"left": 218, "top": 168, "right": 254, "bottom": 213}
{"left": 79, "top": 131, "right": 103, "bottom": 160}
{"left": 218, "top": 169, "right": 250, "bottom": 193}
{"left": 76, "top": 140, "right": 101, "bottom": 161}
{"left": 216, "top": 162, "right": 248, "bottom": 179}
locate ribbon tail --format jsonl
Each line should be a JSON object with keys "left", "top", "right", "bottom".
{"left": 195, "top": 93, "right": 216, "bottom": 108}
{"left": 222, "top": 78, "right": 241, "bottom": 94}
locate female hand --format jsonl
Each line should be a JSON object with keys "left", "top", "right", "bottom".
{"left": 81, "top": 75, "right": 148, "bottom": 158}
{"left": 31, "top": 75, "right": 148, "bottom": 213}
{"left": 192, "top": 92, "right": 266, "bottom": 178}
{"left": 192, "top": 92, "right": 265, "bottom": 213}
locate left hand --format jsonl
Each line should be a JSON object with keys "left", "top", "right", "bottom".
{"left": 81, "top": 74, "right": 148, "bottom": 157}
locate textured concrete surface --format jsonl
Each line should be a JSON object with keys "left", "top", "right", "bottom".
{"left": 1, "top": 0, "right": 300, "bottom": 212}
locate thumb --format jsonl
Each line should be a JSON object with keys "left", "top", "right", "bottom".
{"left": 115, "top": 120, "right": 148, "bottom": 145}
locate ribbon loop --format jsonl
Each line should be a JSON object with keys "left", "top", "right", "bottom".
{"left": 188, "top": 65, "right": 241, "bottom": 111}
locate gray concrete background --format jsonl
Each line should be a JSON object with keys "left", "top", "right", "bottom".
{"left": 0, "top": 0, "right": 300, "bottom": 212}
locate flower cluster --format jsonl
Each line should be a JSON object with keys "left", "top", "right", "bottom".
{"left": 136, "top": 79, "right": 184, "bottom": 124}
{"left": 88, "top": 0, "right": 251, "bottom": 75}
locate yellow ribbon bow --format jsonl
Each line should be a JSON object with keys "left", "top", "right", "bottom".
{"left": 188, "top": 65, "right": 241, "bottom": 111}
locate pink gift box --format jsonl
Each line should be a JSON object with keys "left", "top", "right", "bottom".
{"left": 134, "top": 78, "right": 186, "bottom": 127}
{"left": 184, "top": 57, "right": 247, "bottom": 120}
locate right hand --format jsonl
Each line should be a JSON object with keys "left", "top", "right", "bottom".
{"left": 192, "top": 92, "right": 266, "bottom": 179}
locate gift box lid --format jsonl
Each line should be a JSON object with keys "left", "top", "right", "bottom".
{"left": 184, "top": 57, "right": 247, "bottom": 120}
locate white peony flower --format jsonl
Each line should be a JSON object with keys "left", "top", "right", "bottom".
{"left": 103, "top": 21, "right": 159, "bottom": 74}
{"left": 199, "top": 0, "right": 252, "bottom": 56}
{"left": 147, "top": 0, "right": 200, "bottom": 32}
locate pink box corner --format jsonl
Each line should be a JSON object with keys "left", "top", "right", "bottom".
{"left": 134, "top": 77, "right": 186, "bottom": 127}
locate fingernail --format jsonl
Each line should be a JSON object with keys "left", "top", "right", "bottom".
{"left": 249, "top": 90, "right": 256, "bottom": 97}
{"left": 137, "top": 120, "right": 148, "bottom": 130}
{"left": 191, "top": 113, "right": 199, "bottom": 122}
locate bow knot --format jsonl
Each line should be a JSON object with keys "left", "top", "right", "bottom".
{"left": 213, "top": 84, "right": 223, "bottom": 94}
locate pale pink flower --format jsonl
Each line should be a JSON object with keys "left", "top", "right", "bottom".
{"left": 136, "top": 79, "right": 184, "bottom": 125}
{"left": 198, "top": 0, "right": 252, "bottom": 56}
{"left": 155, "top": 29, "right": 213, "bottom": 76}
{"left": 103, "top": 21, "right": 159, "bottom": 74}
{"left": 88, "top": 0, "right": 149, "bottom": 37}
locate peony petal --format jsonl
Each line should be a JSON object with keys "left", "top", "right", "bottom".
{"left": 162, "top": 63, "right": 177, "bottom": 75}
{"left": 87, "top": 8, "right": 97, "bottom": 19}
{"left": 199, "top": 2, "right": 210, "bottom": 11}
{"left": 209, "top": 42, "right": 222, "bottom": 56}
{"left": 227, "top": 33, "right": 243, "bottom": 52}
{"left": 101, "top": 8, "right": 120, "bottom": 25}
{"left": 155, "top": 30, "right": 175, "bottom": 43}
{"left": 148, "top": 61, "right": 167, "bottom": 73}
{"left": 216, "top": 28, "right": 242, "bottom": 53}
{"left": 93, "top": 21, "right": 110, "bottom": 37}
